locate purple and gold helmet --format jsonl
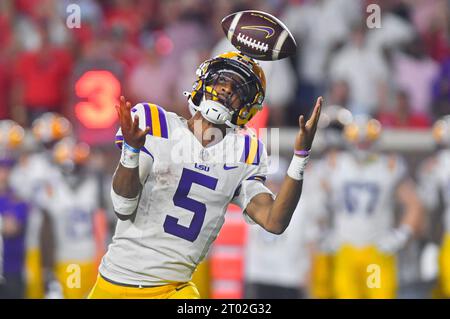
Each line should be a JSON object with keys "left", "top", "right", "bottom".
{"left": 343, "top": 116, "right": 382, "bottom": 145}
{"left": 432, "top": 115, "right": 450, "bottom": 147}
{"left": 0, "top": 120, "right": 25, "bottom": 166}
{"left": 32, "top": 112, "right": 72, "bottom": 144}
{"left": 53, "top": 137, "right": 90, "bottom": 167}
{"left": 187, "top": 51, "right": 266, "bottom": 127}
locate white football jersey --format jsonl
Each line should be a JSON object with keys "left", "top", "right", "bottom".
{"left": 245, "top": 161, "right": 325, "bottom": 287}
{"left": 35, "top": 170, "right": 99, "bottom": 262}
{"left": 418, "top": 149, "right": 450, "bottom": 232}
{"left": 9, "top": 152, "right": 59, "bottom": 250}
{"left": 10, "top": 152, "right": 58, "bottom": 202}
{"left": 325, "top": 152, "right": 407, "bottom": 247}
{"left": 100, "top": 103, "right": 273, "bottom": 286}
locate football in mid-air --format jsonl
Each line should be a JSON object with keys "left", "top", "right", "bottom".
{"left": 221, "top": 10, "right": 297, "bottom": 61}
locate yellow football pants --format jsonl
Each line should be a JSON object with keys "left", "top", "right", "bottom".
{"left": 436, "top": 233, "right": 450, "bottom": 298}
{"left": 310, "top": 252, "right": 334, "bottom": 299}
{"left": 25, "top": 248, "right": 44, "bottom": 299}
{"left": 191, "top": 260, "right": 211, "bottom": 299}
{"left": 87, "top": 275, "right": 201, "bottom": 299}
{"left": 55, "top": 261, "right": 97, "bottom": 299}
{"left": 333, "top": 244, "right": 396, "bottom": 299}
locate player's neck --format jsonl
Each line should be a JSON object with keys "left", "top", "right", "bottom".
{"left": 187, "top": 112, "right": 227, "bottom": 148}
{"left": 352, "top": 150, "right": 378, "bottom": 164}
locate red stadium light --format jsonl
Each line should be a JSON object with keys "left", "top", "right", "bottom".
{"left": 75, "top": 70, "right": 120, "bottom": 129}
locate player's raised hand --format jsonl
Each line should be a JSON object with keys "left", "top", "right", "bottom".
{"left": 115, "top": 96, "right": 150, "bottom": 149}
{"left": 295, "top": 96, "right": 323, "bottom": 153}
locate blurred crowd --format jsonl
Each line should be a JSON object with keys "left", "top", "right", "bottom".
{"left": 0, "top": 0, "right": 449, "bottom": 299}
{"left": 0, "top": 0, "right": 449, "bottom": 129}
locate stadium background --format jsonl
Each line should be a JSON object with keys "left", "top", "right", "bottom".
{"left": 0, "top": 0, "right": 449, "bottom": 299}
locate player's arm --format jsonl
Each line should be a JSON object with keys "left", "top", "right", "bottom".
{"left": 40, "top": 209, "right": 55, "bottom": 273}
{"left": 396, "top": 178, "right": 424, "bottom": 236}
{"left": 111, "top": 96, "right": 150, "bottom": 220}
{"left": 245, "top": 97, "right": 322, "bottom": 234}
{"left": 417, "top": 157, "right": 440, "bottom": 211}
{"left": 377, "top": 175, "right": 425, "bottom": 254}
{"left": 39, "top": 208, "right": 63, "bottom": 297}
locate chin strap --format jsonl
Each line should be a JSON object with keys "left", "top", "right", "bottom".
{"left": 184, "top": 91, "right": 239, "bottom": 129}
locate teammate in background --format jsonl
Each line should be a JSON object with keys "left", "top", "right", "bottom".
{"left": 35, "top": 137, "right": 101, "bottom": 298}
{"left": 0, "top": 120, "right": 28, "bottom": 298}
{"left": 88, "top": 52, "right": 322, "bottom": 299}
{"left": 308, "top": 105, "right": 353, "bottom": 299}
{"left": 244, "top": 157, "right": 324, "bottom": 299}
{"left": 9, "top": 113, "right": 71, "bottom": 298}
{"left": 418, "top": 115, "right": 450, "bottom": 298}
{"left": 324, "top": 116, "right": 423, "bottom": 299}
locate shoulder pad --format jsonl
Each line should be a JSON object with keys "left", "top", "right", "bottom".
{"left": 140, "top": 103, "right": 169, "bottom": 139}
{"left": 115, "top": 102, "right": 169, "bottom": 148}
{"left": 240, "top": 134, "right": 263, "bottom": 165}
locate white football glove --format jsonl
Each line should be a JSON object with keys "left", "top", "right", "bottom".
{"left": 44, "top": 272, "right": 63, "bottom": 299}
{"left": 45, "top": 280, "right": 63, "bottom": 299}
{"left": 376, "top": 225, "right": 413, "bottom": 255}
{"left": 318, "top": 230, "right": 338, "bottom": 254}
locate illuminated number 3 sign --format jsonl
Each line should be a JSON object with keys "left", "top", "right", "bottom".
{"left": 75, "top": 70, "right": 120, "bottom": 129}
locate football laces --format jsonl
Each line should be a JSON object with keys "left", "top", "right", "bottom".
{"left": 236, "top": 33, "right": 269, "bottom": 52}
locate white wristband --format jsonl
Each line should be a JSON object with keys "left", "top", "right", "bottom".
{"left": 287, "top": 154, "right": 309, "bottom": 181}
{"left": 120, "top": 143, "right": 140, "bottom": 168}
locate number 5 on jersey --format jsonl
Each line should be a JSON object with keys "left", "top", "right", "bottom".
{"left": 163, "top": 168, "right": 218, "bottom": 242}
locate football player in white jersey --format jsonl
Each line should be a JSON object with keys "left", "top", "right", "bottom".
{"left": 9, "top": 113, "right": 72, "bottom": 298}
{"left": 308, "top": 105, "right": 353, "bottom": 299}
{"left": 323, "top": 116, "right": 423, "bottom": 299}
{"left": 35, "top": 137, "right": 100, "bottom": 298}
{"left": 418, "top": 115, "right": 450, "bottom": 298}
{"left": 88, "top": 52, "right": 323, "bottom": 299}
{"left": 0, "top": 120, "right": 28, "bottom": 298}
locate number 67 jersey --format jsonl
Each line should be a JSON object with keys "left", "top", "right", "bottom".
{"left": 324, "top": 152, "right": 408, "bottom": 247}
{"left": 100, "top": 103, "right": 273, "bottom": 286}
